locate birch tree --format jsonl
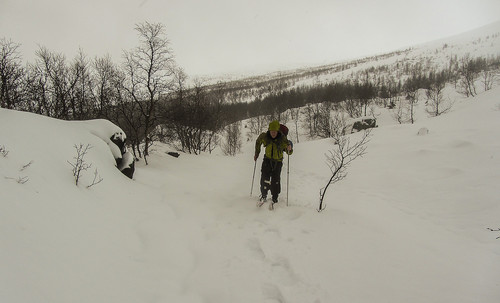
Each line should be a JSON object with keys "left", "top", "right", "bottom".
{"left": 122, "top": 22, "right": 175, "bottom": 164}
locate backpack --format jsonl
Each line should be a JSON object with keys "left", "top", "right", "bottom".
{"left": 279, "top": 124, "right": 289, "bottom": 136}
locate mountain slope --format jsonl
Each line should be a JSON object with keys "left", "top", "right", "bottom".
{"left": 1, "top": 84, "right": 500, "bottom": 302}
{"left": 203, "top": 20, "right": 500, "bottom": 103}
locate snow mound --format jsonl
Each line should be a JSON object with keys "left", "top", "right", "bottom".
{"left": 0, "top": 109, "right": 130, "bottom": 191}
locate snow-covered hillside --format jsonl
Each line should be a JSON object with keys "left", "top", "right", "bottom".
{"left": 295, "top": 20, "right": 500, "bottom": 86}
{"left": 1, "top": 79, "right": 500, "bottom": 302}
{"left": 206, "top": 21, "right": 500, "bottom": 103}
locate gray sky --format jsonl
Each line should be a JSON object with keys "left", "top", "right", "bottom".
{"left": 1, "top": 0, "right": 499, "bottom": 77}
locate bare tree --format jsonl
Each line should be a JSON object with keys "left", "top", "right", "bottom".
{"left": 318, "top": 129, "right": 371, "bottom": 212}
{"left": 425, "top": 76, "right": 451, "bottom": 117}
{"left": 159, "top": 66, "right": 187, "bottom": 147}
{"left": 111, "top": 68, "right": 145, "bottom": 159}
{"left": 316, "top": 102, "right": 334, "bottom": 139}
{"left": 302, "top": 103, "right": 324, "bottom": 138}
{"left": 391, "top": 99, "right": 406, "bottom": 124}
{"left": 289, "top": 107, "right": 300, "bottom": 143}
{"left": 330, "top": 111, "right": 350, "bottom": 138}
{"left": 458, "top": 54, "right": 480, "bottom": 97}
{"left": 357, "top": 78, "right": 375, "bottom": 117}
{"left": 247, "top": 115, "right": 269, "bottom": 140}
{"left": 205, "top": 81, "right": 228, "bottom": 153}
{"left": 0, "top": 38, "right": 24, "bottom": 109}
{"left": 404, "top": 86, "right": 419, "bottom": 124}
{"left": 342, "top": 98, "right": 362, "bottom": 118}
{"left": 91, "top": 54, "right": 120, "bottom": 119}
{"left": 403, "top": 70, "right": 423, "bottom": 124}
{"left": 122, "top": 22, "right": 175, "bottom": 164}
{"left": 302, "top": 103, "right": 315, "bottom": 137}
{"left": 222, "top": 121, "right": 242, "bottom": 156}
{"left": 33, "top": 47, "right": 79, "bottom": 119}
{"left": 164, "top": 78, "right": 225, "bottom": 155}
{"left": 156, "top": 66, "right": 187, "bottom": 144}
{"left": 22, "top": 58, "right": 50, "bottom": 115}
{"left": 480, "top": 69, "right": 496, "bottom": 91}
{"left": 70, "top": 49, "right": 94, "bottom": 119}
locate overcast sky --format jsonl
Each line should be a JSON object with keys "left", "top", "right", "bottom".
{"left": 1, "top": 0, "right": 499, "bottom": 77}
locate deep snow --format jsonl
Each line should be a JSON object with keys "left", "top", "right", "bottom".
{"left": 1, "top": 82, "right": 500, "bottom": 302}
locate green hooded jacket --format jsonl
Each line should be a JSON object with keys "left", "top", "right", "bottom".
{"left": 255, "top": 131, "right": 293, "bottom": 162}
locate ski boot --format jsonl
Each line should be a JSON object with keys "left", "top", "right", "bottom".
{"left": 269, "top": 197, "right": 278, "bottom": 210}
{"left": 257, "top": 195, "right": 267, "bottom": 207}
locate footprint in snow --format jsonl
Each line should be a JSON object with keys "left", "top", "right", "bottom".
{"left": 270, "top": 256, "right": 299, "bottom": 286}
{"left": 247, "top": 237, "right": 266, "bottom": 260}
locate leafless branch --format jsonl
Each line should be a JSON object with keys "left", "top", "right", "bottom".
{"left": 4, "top": 176, "right": 29, "bottom": 184}
{"left": 487, "top": 228, "right": 500, "bottom": 239}
{"left": 20, "top": 160, "right": 34, "bottom": 171}
{"left": 86, "top": 168, "right": 103, "bottom": 188}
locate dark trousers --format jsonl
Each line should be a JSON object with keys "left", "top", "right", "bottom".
{"left": 260, "top": 158, "right": 283, "bottom": 199}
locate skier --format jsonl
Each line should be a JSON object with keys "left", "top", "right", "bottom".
{"left": 254, "top": 120, "right": 293, "bottom": 209}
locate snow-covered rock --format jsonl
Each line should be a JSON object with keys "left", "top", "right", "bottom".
{"left": 417, "top": 127, "right": 430, "bottom": 135}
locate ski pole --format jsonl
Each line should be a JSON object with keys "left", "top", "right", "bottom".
{"left": 250, "top": 159, "right": 257, "bottom": 196}
{"left": 286, "top": 154, "right": 290, "bottom": 207}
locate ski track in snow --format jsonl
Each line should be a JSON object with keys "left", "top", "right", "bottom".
{"left": 145, "top": 150, "right": 324, "bottom": 302}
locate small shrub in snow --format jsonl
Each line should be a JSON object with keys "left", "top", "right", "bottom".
{"left": 68, "top": 144, "right": 93, "bottom": 186}
{"left": 4, "top": 176, "right": 29, "bottom": 184}
{"left": 318, "top": 129, "right": 371, "bottom": 212}
{"left": 487, "top": 228, "right": 500, "bottom": 239}
{"left": 1, "top": 148, "right": 31, "bottom": 184}
{"left": 0, "top": 145, "right": 9, "bottom": 157}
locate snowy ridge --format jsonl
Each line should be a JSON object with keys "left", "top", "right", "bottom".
{"left": 1, "top": 82, "right": 500, "bottom": 302}
{"left": 203, "top": 20, "right": 500, "bottom": 102}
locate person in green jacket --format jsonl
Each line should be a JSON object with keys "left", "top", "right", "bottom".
{"left": 254, "top": 120, "right": 293, "bottom": 207}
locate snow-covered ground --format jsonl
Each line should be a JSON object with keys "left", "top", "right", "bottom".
{"left": 1, "top": 81, "right": 499, "bottom": 302}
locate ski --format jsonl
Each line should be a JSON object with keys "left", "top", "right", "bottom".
{"left": 257, "top": 199, "right": 266, "bottom": 207}
{"left": 256, "top": 196, "right": 267, "bottom": 207}
{"left": 256, "top": 195, "right": 277, "bottom": 210}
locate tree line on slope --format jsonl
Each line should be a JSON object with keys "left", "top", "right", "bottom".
{"left": 2, "top": 23, "right": 499, "bottom": 160}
